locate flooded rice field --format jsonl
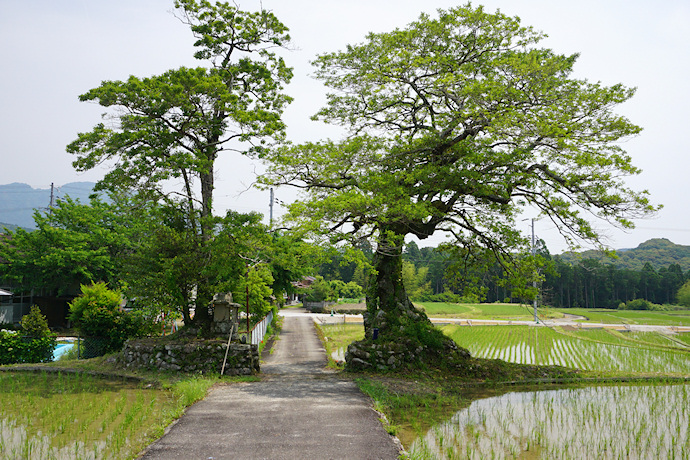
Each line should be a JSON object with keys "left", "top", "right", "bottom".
{"left": 410, "top": 383, "right": 690, "bottom": 459}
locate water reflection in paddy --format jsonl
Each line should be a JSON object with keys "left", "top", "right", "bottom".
{"left": 410, "top": 384, "right": 690, "bottom": 459}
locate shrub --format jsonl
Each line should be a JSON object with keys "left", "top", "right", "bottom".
{"left": 58, "top": 343, "right": 79, "bottom": 361}
{"left": 69, "top": 282, "right": 121, "bottom": 324}
{"left": 20, "top": 305, "right": 51, "bottom": 337}
{"left": 326, "top": 280, "right": 364, "bottom": 300}
{"left": 341, "top": 281, "right": 364, "bottom": 299}
{"left": 0, "top": 306, "right": 59, "bottom": 364}
{"left": 416, "top": 290, "right": 479, "bottom": 304}
{"left": 0, "top": 329, "right": 56, "bottom": 364}
{"left": 620, "top": 299, "right": 655, "bottom": 311}
{"left": 69, "top": 282, "right": 152, "bottom": 356}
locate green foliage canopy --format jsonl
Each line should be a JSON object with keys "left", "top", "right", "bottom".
{"left": 0, "top": 196, "right": 128, "bottom": 295}
{"left": 264, "top": 4, "right": 657, "bottom": 259}
{"left": 67, "top": 2, "right": 293, "bottom": 231}
{"left": 233, "top": 264, "right": 275, "bottom": 322}
{"left": 263, "top": 5, "right": 658, "bottom": 354}
{"left": 64, "top": 1, "right": 295, "bottom": 329}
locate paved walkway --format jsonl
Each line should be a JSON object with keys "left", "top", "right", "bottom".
{"left": 139, "top": 309, "right": 400, "bottom": 460}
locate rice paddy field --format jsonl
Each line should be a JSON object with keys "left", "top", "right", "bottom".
{"left": 321, "top": 306, "right": 690, "bottom": 459}
{"left": 0, "top": 371, "right": 210, "bottom": 460}
{"left": 318, "top": 323, "right": 365, "bottom": 366}
{"left": 443, "top": 324, "right": 690, "bottom": 374}
{"left": 411, "top": 383, "right": 690, "bottom": 459}
{"left": 415, "top": 302, "right": 565, "bottom": 320}
{"left": 552, "top": 308, "right": 690, "bottom": 326}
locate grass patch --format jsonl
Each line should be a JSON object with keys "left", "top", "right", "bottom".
{"left": 416, "top": 302, "right": 473, "bottom": 316}
{"left": 259, "top": 313, "right": 283, "bottom": 356}
{"left": 316, "top": 323, "right": 365, "bottom": 368}
{"left": 355, "top": 377, "right": 473, "bottom": 447}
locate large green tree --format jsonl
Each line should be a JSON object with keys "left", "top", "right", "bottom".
{"left": 263, "top": 5, "right": 657, "bottom": 368}
{"left": 66, "top": 1, "right": 293, "bottom": 329}
{"left": 0, "top": 196, "right": 128, "bottom": 295}
{"left": 120, "top": 197, "right": 280, "bottom": 328}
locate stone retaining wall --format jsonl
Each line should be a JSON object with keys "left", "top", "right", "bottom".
{"left": 346, "top": 340, "right": 421, "bottom": 370}
{"left": 346, "top": 337, "right": 470, "bottom": 371}
{"left": 120, "top": 338, "right": 260, "bottom": 375}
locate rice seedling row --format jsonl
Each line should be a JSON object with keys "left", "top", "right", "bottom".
{"left": 444, "top": 325, "right": 690, "bottom": 374}
{"left": 0, "top": 372, "right": 178, "bottom": 460}
{"left": 411, "top": 383, "right": 690, "bottom": 459}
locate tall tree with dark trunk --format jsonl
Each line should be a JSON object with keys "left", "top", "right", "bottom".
{"left": 66, "top": 0, "right": 292, "bottom": 329}
{"left": 263, "top": 5, "right": 657, "bottom": 368}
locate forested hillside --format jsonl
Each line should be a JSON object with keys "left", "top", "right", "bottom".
{"left": 0, "top": 223, "right": 22, "bottom": 233}
{"left": 315, "top": 239, "right": 690, "bottom": 309}
{"left": 558, "top": 238, "right": 690, "bottom": 271}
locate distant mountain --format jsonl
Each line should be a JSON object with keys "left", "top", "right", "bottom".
{"left": 557, "top": 238, "right": 690, "bottom": 271}
{"left": 0, "top": 182, "right": 97, "bottom": 229}
{"left": 0, "top": 222, "right": 26, "bottom": 233}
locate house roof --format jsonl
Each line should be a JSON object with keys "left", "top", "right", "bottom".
{"left": 292, "top": 276, "right": 316, "bottom": 289}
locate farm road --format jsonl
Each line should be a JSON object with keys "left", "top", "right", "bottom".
{"left": 139, "top": 309, "right": 400, "bottom": 460}
{"left": 310, "top": 310, "right": 690, "bottom": 334}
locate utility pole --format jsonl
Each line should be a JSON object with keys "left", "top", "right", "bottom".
{"left": 246, "top": 262, "right": 250, "bottom": 338}
{"left": 531, "top": 218, "right": 538, "bottom": 324}
{"left": 269, "top": 187, "right": 274, "bottom": 227}
{"left": 49, "top": 182, "right": 55, "bottom": 215}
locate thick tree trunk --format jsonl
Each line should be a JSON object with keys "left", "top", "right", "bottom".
{"left": 182, "top": 304, "right": 192, "bottom": 326}
{"left": 200, "top": 169, "right": 214, "bottom": 240}
{"left": 194, "top": 152, "right": 215, "bottom": 332}
{"left": 363, "top": 230, "right": 425, "bottom": 339}
{"left": 346, "top": 227, "right": 469, "bottom": 370}
{"left": 192, "top": 283, "right": 213, "bottom": 333}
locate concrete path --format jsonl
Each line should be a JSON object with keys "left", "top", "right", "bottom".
{"left": 139, "top": 309, "right": 400, "bottom": 460}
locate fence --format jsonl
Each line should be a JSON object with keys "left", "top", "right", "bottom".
{"left": 75, "top": 336, "right": 112, "bottom": 359}
{"left": 250, "top": 310, "right": 274, "bottom": 345}
{"left": 303, "top": 301, "right": 336, "bottom": 313}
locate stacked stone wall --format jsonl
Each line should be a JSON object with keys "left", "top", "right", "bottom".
{"left": 346, "top": 338, "right": 470, "bottom": 371}
{"left": 346, "top": 340, "right": 423, "bottom": 370}
{"left": 120, "top": 338, "right": 259, "bottom": 375}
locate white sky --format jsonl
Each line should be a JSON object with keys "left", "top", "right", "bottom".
{"left": 0, "top": 0, "right": 688, "bottom": 254}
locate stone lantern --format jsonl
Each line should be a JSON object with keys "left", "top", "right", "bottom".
{"left": 212, "top": 292, "right": 241, "bottom": 339}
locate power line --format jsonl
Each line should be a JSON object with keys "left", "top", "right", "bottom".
{"left": 0, "top": 207, "right": 40, "bottom": 212}
{"left": 633, "top": 226, "right": 690, "bottom": 233}
{"left": 0, "top": 190, "right": 50, "bottom": 194}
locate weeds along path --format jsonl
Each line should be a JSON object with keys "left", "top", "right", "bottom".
{"left": 139, "top": 308, "right": 400, "bottom": 460}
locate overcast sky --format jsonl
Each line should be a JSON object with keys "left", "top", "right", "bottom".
{"left": 1, "top": 0, "right": 688, "bottom": 254}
